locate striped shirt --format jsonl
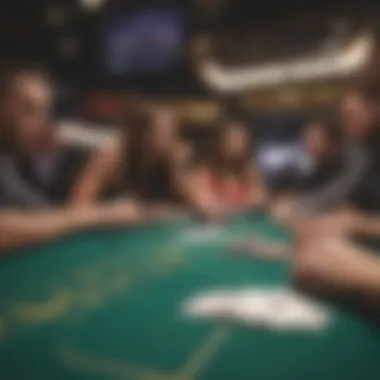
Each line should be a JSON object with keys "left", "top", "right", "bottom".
{"left": 296, "top": 142, "right": 368, "bottom": 215}
{"left": 0, "top": 146, "right": 90, "bottom": 210}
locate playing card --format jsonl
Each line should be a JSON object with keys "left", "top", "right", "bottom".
{"left": 182, "top": 290, "right": 234, "bottom": 318}
{"left": 229, "top": 290, "right": 275, "bottom": 325}
{"left": 182, "top": 287, "right": 332, "bottom": 331}
{"left": 265, "top": 290, "right": 331, "bottom": 330}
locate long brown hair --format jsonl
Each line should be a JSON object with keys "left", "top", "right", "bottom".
{"left": 118, "top": 95, "right": 153, "bottom": 190}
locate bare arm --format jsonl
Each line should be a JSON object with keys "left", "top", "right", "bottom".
{"left": 169, "top": 143, "right": 193, "bottom": 201}
{"left": 294, "top": 208, "right": 380, "bottom": 239}
{"left": 355, "top": 257, "right": 380, "bottom": 297}
{"left": 0, "top": 209, "right": 100, "bottom": 252}
{"left": 294, "top": 235, "right": 380, "bottom": 299}
{"left": 182, "top": 166, "right": 221, "bottom": 217}
{"left": 68, "top": 140, "right": 122, "bottom": 206}
{"left": 355, "top": 214, "right": 380, "bottom": 237}
{"left": 0, "top": 201, "right": 143, "bottom": 253}
{"left": 246, "top": 163, "right": 268, "bottom": 209}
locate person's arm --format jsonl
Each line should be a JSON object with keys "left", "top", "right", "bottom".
{"left": 182, "top": 165, "right": 223, "bottom": 219}
{"left": 352, "top": 213, "right": 380, "bottom": 237}
{"left": 0, "top": 200, "right": 144, "bottom": 253}
{"left": 68, "top": 140, "right": 122, "bottom": 206}
{"left": 246, "top": 163, "right": 268, "bottom": 209}
{"left": 354, "top": 257, "right": 380, "bottom": 298}
{"left": 294, "top": 208, "right": 380, "bottom": 239}
{"left": 268, "top": 194, "right": 299, "bottom": 228}
{"left": 169, "top": 142, "right": 193, "bottom": 200}
{"left": 294, "top": 235, "right": 380, "bottom": 299}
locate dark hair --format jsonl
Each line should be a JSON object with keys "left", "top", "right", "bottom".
{"left": 118, "top": 95, "right": 153, "bottom": 189}
{"left": 0, "top": 62, "right": 50, "bottom": 99}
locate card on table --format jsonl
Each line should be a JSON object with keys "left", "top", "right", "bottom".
{"left": 182, "top": 287, "right": 332, "bottom": 331}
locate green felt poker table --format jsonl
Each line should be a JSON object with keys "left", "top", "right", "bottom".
{"left": 1, "top": 213, "right": 380, "bottom": 380}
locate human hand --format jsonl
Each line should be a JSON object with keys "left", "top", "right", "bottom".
{"left": 100, "top": 199, "right": 146, "bottom": 225}
{"left": 270, "top": 197, "right": 297, "bottom": 227}
{"left": 201, "top": 202, "right": 228, "bottom": 222}
{"left": 295, "top": 210, "right": 361, "bottom": 239}
{"left": 293, "top": 234, "right": 368, "bottom": 294}
{"left": 248, "top": 190, "right": 266, "bottom": 209}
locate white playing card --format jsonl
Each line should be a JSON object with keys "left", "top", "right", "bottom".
{"left": 265, "top": 290, "right": 331, "bottom": 330}
{"left": 182, "top": 287, "right": 332, "bottom": 331}
{"left": 229, "top": 290, "right": 275, "bottom": 326}
{"left": 182, "top": 290, "right": 234, "bottom": 318}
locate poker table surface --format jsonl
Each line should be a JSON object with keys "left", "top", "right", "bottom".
{"left": 1, "top": 213, "right": 380, "bottom": 380}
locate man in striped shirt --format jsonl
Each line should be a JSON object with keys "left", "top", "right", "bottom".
{"left": 0, "top": 64, "right": 143, "bottom": 253}
{"left": 294, "top": 84, "right": 380, "bottom": 302}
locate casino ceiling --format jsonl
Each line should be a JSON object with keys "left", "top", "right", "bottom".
{"left": 1, "top": 0, "right": 380, "bottom": 116}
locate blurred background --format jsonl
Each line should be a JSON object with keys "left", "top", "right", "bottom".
{"left": 2, "top": 0, "right": 380, "bottom": 162}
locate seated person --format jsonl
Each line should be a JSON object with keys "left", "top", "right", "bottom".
{"left": 292, "top": 83, "right": 380, "bottom": 304}
{"left": 233, "top": 82, "right": 380, "bottom": 305}
{"left": 185, "top": 117, "right": 266, "bottom": 219}
{"left": 0, "top": 65, "right": 144, "bottom": 253}
{"left": 70, "top": 99, "right": 192, "bottom": 217}
{"left": 233, "top": 119, "right": 365, "bottom": 257}
{"left": 297, "top": 81, "right": 380, "bottom": 238}
{"left": 270, "top": 119, "right": 366, "bottom": 227}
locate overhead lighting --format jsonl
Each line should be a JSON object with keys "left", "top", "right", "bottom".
{"left": 79, "top": 0, "right": 106, "bottom": 12}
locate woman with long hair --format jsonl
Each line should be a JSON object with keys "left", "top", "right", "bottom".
{"left": 69, "top": 97, "right": 191, "bottom": 217}
{"left": 185, "top": 116, "right": 266, "bottom": 219}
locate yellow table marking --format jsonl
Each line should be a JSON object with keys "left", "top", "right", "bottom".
{"left": 175, "top": 326, "right": 232, "bottom": 380}
{"left": 6, "top": 244, "right": 185, "bottom": 331}
{"left": 15, "top": 289, "right": 73, "bottom": 325}
{"left": 58, "top": 326, "right": 232, "bottom": 380}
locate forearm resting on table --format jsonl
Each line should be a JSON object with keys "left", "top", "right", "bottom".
{"left": 356, "top": 214, "right": 380, "bottom": 237}
{"left": 328, "top": 254, "right": 380, "bottom": 301}
{"left": 312, "top": 210, "right": 380, "bottom": 238}
{"left": 294, "top": 237, "right": 380, "bottom": 300}
{"left": 0, "top": 202, "right": 144, "bottom": 252}
{"left": 329, "top": 250, "right": 380, "bottom": 297}
{"left": 353, "top": 257, "right": 380, "bottom": 297}
{"left": 0, "top": 209, "right": 102, "bottom": 251}
{"left": 183, "top": 179, "right": 216, "bottom": 214}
